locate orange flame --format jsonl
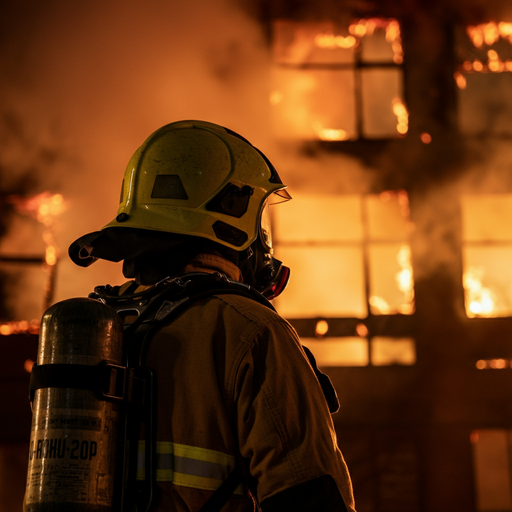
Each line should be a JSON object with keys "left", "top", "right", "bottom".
{"left": 312, "top": 122, "right": 349, "bottom": 141}
{"left": 370, "top": 244, "right": 415, "bottom": 315}
{"left": 10, "top": 192, "right": 66, "bottom": 226}
{"left": 463, "top": 266, "right": 496, "bottom": 317}
{"left": 6, "top": 191, "right": 68, "bottom": 312}
{"left": 462, "top": 22, "right": 512, "bottom": 75}
{"left": 8, "top": 192, "right": 67, "bottom": 267}
{"left": 348, "top": 18, "right": 403, "bottom": 64}
{"left": 314, "top": 19, "right": 401, "bottom": 52}
{"left": 314, "top": 32, "right": 357, "bottom": 49}
{"left": 467, "top": 22, "right": 512, "bottom": 48}
{"left": 476, "top": 359, "right": 511, "bottom": 369}
{"left": 454, "top": 71, "right": 467, "bottom": 89}
{"left": 0, "top": 320, "right": 39, "bottom": 336}
{"left": 392, "top": 98, "right": 409, "bottom": 135}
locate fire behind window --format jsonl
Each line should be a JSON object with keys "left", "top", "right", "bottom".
{"left": 272, "top": 190, "right": 416, "bottom": 367}
{"left": 270, "top": 18, "right": 407, "bottom": 141}
{"left": 461, "top": 194, "right": 512, "bottom": 317}
{"left": 455, "top": 22, "right": 512, "bottom": 135}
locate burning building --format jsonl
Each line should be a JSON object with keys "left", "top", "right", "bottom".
{"left": 2, "top": 0, "right": 512, "bottom": 510}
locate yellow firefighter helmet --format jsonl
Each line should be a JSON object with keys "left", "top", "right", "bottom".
{"left": 107, "top": 120, "right": 288, "bottom": 250}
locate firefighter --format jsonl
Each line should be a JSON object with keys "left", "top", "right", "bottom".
{"left": 68, "top": 120, "right": 356, "bottom": 512}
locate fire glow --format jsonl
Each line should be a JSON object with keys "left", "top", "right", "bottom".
{"left": 313, "top": 18, "right": 403, "bottom": 64}
{"left": 348, "top": 18, "right": 403, "bottom": 64}
{"left": 4, "top": 191, "right": 67, "bottom": 313}
{"left": 476, "top": 359, "right": 512, "bottom": 370}
{"left": 314, "top": 33, "right": 357, "bottom": 50}
{"left": 8, "top": 192, "right": 66, "bottom": 268}
{"left": 370, "top": 244, "right": 415, "bottom": 315}
{"left": 312, "top": 122, "right": 349, "bottom": 141}
{"left": 467, "top": 22, "right": 512, "bottom": 48}
{"left": 463, "top": 266, "right": 497, "bottom": 318}
{"left": 272, "top": 17, "right": 407, "bottom": 140}
{"left": 456, "top": 21, "right": 512, "bottom": 89}
{"left": 393, "top": 99, "right": 409, "bottom": 135}
{"left": 0, "top": 320, "right": 39, "bottom": 336}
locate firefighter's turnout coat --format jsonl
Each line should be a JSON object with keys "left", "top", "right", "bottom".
{"left": 131, "top": 253, "right": 356, "bottom": 511}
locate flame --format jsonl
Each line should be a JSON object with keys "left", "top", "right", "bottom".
{"left": 454, "top": 71, "right": 467, "bottom": 89}
{"left": 6, "top": 191, "right": 67, "bottom": 311}
{"left": 0, "top": 320, "right": 39, "bottom": 336}
{"left": 348, "top": 18, "right": 403, "bottom": 64}
{"left": 392, "top": 98, "right": 409, "bottom": 135}
{"left": 369, "top": 295, "right": 392, "bottom": 314}
{"left": 476, "top": 359, "right": 512, "bottom": 369}
{"left": 8, "top": 192, "right": 67, "bottom": 267}
{"left": 467, "top": 22, "right": 512, "bottom": 48}
{"left": 462, "top": 22, "right": 512, "bottom": 75}
{"left": 463, "top": 266, "right": 496, "bottom": 317}
{"left": 395, "top": 245, "right": 415, "bottom": 314}
{"left": 370, "top": 243, "right": 415, "bottom": 315}
{"left": 10, "top": 192, "right": 66, "bottom": 226}
{"left": 312, "top": 122, "right": 349, "bottom": 141}
{"left": 314, "top": 32, "right": 357, "bottom": 49}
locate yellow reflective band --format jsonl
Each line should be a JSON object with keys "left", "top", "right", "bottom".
{"left": 137, "top": 441, "right": 243, "bottom": 494}
{"left": 159, "top": 441, "right": 235, "bottom": 465}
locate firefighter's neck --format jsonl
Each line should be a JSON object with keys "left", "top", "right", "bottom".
{"left": 182, "top": 253, "right": 242, "bottom": 282}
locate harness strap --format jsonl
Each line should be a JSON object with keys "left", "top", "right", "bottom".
{"left": 199, "top": 467, "right": 243, "bottom": 512}
{"left": 29, "top": 361, "right": 146, "bottom": 406}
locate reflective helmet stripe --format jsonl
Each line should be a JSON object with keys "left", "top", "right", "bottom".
{"left": 137, "top": 441, "right": 243, "bottom": 494}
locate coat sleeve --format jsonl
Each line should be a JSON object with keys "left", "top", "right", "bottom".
{"left": 233, "top": 318, "right": 356, "bottom": 512}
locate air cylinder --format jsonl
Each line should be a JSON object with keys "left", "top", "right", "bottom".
{"left": 24, "top": 298, "right": 124, "bottom": 512}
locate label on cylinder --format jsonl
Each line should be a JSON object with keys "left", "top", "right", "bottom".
{"left": 25, "top": 406, "right": 119, "bottom": 506}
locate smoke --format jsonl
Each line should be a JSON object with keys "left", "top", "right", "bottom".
{"left": 0, "top": 0, "right": 272, "bottom": 320}
{"left": 2, "top": 0, "right": 512, "bottom": 322}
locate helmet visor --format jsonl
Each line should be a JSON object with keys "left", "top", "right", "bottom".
{"left": 259, "top": 199, "right": 273, "bottom": 253}
{"left": 271, "top": 189, "right": 292, "bottom": 204}
{"left": 259, "top": 189, "right": 291, "bottom": 253}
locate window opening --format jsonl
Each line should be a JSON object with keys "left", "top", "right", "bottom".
{"left": 455, "top": 22, "right": 512, "bottom": 135}
{"left": 273, "top": 191, "right": 415, "bottom": 366}
{"left": 271, "top": 18, "right": 407, "bottom": 140}
{"left": 461, "top": 194, "right": 512, "bottom": 317}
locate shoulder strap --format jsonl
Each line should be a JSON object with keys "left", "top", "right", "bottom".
{"left": 94, "top": 272, "right": 274, "bottom": 326}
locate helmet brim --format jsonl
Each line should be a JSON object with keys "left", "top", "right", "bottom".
{"left": 68, "top": 227, "right": 190, "bottom": 267}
